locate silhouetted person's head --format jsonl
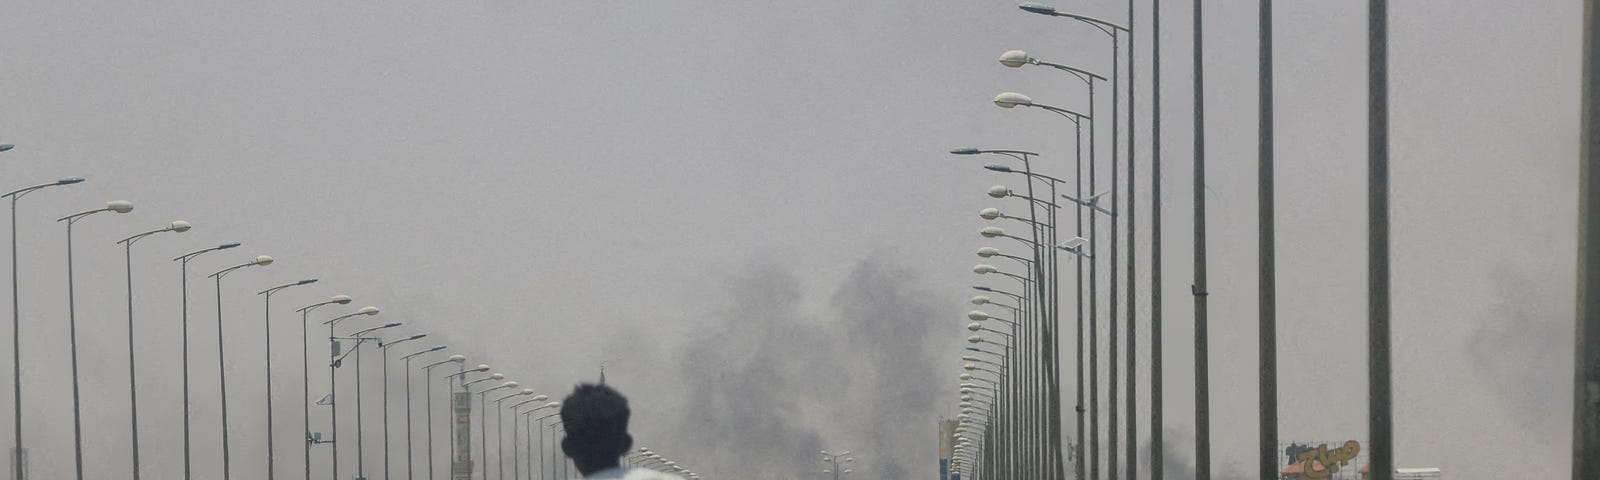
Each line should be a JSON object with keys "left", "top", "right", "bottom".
{"left": 560, "top": 383, "right": 634, "bottom": 475}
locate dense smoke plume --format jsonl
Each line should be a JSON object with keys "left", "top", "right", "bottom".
{"left": 666, "top": 255, "right": 945, "bottom": 478}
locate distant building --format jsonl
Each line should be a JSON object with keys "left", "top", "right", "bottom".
{"left": 938, "top": 419, "right": 959, "bottom": 480}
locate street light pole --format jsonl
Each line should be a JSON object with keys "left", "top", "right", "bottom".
{"left": 1192, "top": 0, "right": 1211, "bottom": 477}
{"left": 403, "top": 345, "right": 448, "bottom": 480}
{"left": 116, "top": 220, "right": 190, "bottom": 480}
{"left": 381, "top": 333, "right": 428, "bottom": 479}
{"left": 1367, "top": 1, "right": 1393, "bottom": 479}
{"left": 324, "top": 305, "right": 382, "bottom": 480}
{"left": 1576, "top": 1, "right": 1600, "bottom": 478}
{"left": 4, "top": 176, "right": 84, "bottom": 479}
{"left": 1258, "top": 0, "right": 1279, "bottom": 478}
{"left": 59, "top": 200, "right": 136, "bottom": 480}
{"left": 494, "top": 389, "right": 535, "bottom": 480}
{"left": 296, "top": 295, "right": 354, "bottom": 480}
{"left": 346, "top": 321, "right": 403, "bottom": 479}
{"left": 258, "top": 278, "right": 318, "bottom": 480}
{"left": 474, "top": 382, "right": 520, "bottom": 480}
{"left": 431, "top": 359, "right": 476, "bottom": 480}
{"left": 510, "top": 400, "right": 554, "bottom": 480}
{"left": 209, "top": 255, "right": 275, "bottom": 480}
{"left": 174, "top": 242, "right": 240, "bottom": 480}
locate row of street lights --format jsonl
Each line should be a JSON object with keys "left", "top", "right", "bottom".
{"left": 0, "top": 143, "right": 611, "bottom": 480}
{"left": 626, "top": 447, "right": 699, "bottom": 479}
{"left": 950, "top": 1, "right": 1400, "bottom": 480}
{"left": 948, "top": 2, "right": 1135, "bottom": 480}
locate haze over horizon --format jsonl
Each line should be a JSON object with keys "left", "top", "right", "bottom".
{"left": 0, "top": 1, "right": 1583, "bottom": 478}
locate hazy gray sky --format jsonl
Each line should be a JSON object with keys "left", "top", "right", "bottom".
{"left": 0, "top": 0, "right": 1582, "bottom": 478}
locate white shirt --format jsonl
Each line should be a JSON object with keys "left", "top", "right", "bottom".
{"left": 584, "top": 466, "right": 686, "bottom": 480}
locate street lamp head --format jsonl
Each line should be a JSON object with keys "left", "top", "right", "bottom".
{"left": 169, "top": 220, "right": 192, "bottom": 232}
{"left": 972, "top": 264, "right": 998, "bottom": 274}
{"left": 519, "top": 388, "right": 535, "bottom": 395}
{"left": 331, "top": 295, "right": 353, "bottom": 305}
{"left": 448, "top": 354, "right": 466, "bottom": 363}
{"left": 964, "top": 363, "right": 978, "bottom": 371}
{"left": 406, "top": 333, "right": 426, "bottom": 341}
{"left": 1059, "top": 237, "right": 1089, "bottom": 250}
{"left": 967, "top": 310, "right": 989, "bottom": 321}
{"left": 426, "top": 345, "right": 447, "bottom": 353}
{"left": 998, "top": 49, "right": 1032, "bottom": 68}
{"left": 357, "top": 306, "right": 380, "bottom": 315}
{"left": 107, "top": 200, "right": 134, "bottom": 213}
{"left": 545, "top": 401, "right": 560, "bottom": 408}
{"left": 253, "top": 255, "right": 274, "bottom": 266}
{"left": 219, "top": 242, "right": 242, "bottom": 250}
{"left": 979, "top": 227, "right": 1006, "bottom": 239}
{"left": 1018, "top": 2, "right": 1058, "bottom": 15}
{"left": 966, "top": 323, "right": 983, "bottom": 332}
{"left": 0, "top": 145, "right": 12, "bottom": 152}
{"left": 490, "top": 373, "right": 505, "bottom": 380}
{"left": 970, "top": 295, "right": 991, "bottom": 305}
{"left": 983, "top": 164, "right": 1014, "bottom": 173}
{"left": 640, "top": 448, "right": 651, "bottom": 453}
{"left": 296, "top": 278, "right": 319, "bottom": 286}
{"left": 966, "top": 335, "right": 983, "bottom": 344}
{"left": 957, "top": 414, "right": 970, "bottom": 421}
{"left": 976, "top": 247, "right": 1000, "bottom": 258}
{"left": 531, "top": 394, "right": 549, "bottom": 402}
{"left": 978, "top": 208, "right": 1001, "bottom": 220}
{"left": 949, "top": 147, "right": 982, "bottom": 155}
{"left": 959, "top": 372, "right": 974, "bottom": 381}
{"left": 986, "top": 185, "right": 1011, "bottom": 198}
{"left": 993, "top": 92, "right": 1034, "bottom": 108}
{"left": 501, "top": 381, "right": 519, "bottom": 388}
{"left": 380, "top": 322, "right": 401, "bottom": 329}
{"left": 56, "top": 177, "right": 86, "bottom": 185}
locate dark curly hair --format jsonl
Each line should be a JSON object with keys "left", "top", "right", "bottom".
{"left": 560, "top": 383, "right": 633, "bottom": 473}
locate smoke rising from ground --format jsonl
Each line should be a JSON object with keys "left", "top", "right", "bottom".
{"left": 665, "top": 255, "right": 945, "bottom": 478}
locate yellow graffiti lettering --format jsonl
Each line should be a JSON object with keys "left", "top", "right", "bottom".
{"left": 1295, "top": 441, "right": 1361, "bottom": 479}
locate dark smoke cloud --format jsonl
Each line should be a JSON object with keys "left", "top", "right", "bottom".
{"left": 1468, "top": 267, "right": 1566, "bottom": 434}
{"left": 1149, "top": 429, "right": 1250, "bottom": 480}
{"left": 667, "top": 254, "right": 945, "bottom": 478}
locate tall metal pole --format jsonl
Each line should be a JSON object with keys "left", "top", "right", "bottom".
{"left": 357, "top": 341, "right": 367, "bottom": 478}
{"left": 124, "top": 241, "right": 144, "bottom": 480}
{"left": 481, "top": 392, "right": 492, "bottom": 480}
{"left": 407, "top": 357, "right": 416, "bottom": 480}
{"left": 1149, "top": 0, "right": 1164, "bottom": 476}
{"left": 301, "top": 309, "right": 312, "bottom": 480}
{"left": 384, "top": 346, "right": 393, "bottom": 480}
{"left": 1125, "top": 0, "right": 1140, "bottom": 476}
{"left": 181, "top": 257, "right": 194, "bottom": 480}
{"left": 1574, "top": 1, "right": 1600, "bottom": 478}
{"left": 10, "top": 196, "right": 20, "bottom": 480}
{"left": 1258, "top": 1, "right": 1279, "bottom": 479}
{"left": 1367, "top": 1, "right": 1392, "bottom": 479}
{"left": 1078, "top": 78, "right": 1097, "bottom": 480}
{"left": 330, "top": 323, "right": 341, "bottom": 480}
{"left": 265, "top": 291, "right": 277, "bottom": 480}
{"left": 1191, "top": 0, "right": 1211, "bottom": 478}
{"left": 1089, "top": 60, "right": 1103, "bottom": 480}
{"left": 217, "top": 276, "right": 234, "bottom": 480}
{"left": 1108, "top": 26, "right": 1122, "bottom": 480}
{"left": 66, "top": 219, "right": 86, "bottom": 480}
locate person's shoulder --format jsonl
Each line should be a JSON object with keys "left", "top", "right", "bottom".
{"left": 623, "top": 468, "right": 685, "bottom": 480}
